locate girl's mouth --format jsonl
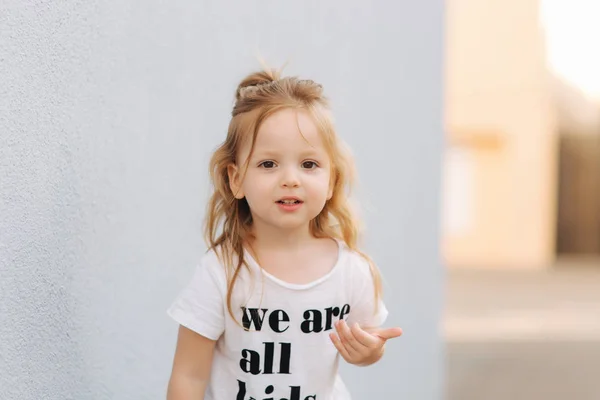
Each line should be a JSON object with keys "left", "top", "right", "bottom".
{"left": 277, "top": 199, "right": 302, "bottom": 204}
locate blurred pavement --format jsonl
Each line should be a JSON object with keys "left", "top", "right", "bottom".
{"left": 445, "top": 257, "right": 600, "bottom": 400}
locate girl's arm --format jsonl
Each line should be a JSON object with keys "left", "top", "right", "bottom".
{"left": 167, "top": 325, "right": 216, "bottom": 400}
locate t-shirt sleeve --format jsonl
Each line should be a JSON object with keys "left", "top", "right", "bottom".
{"left": 167, "top": 255, "right": 226, "bottom": 341}
{"left": 346, "top": 257, "right": 388, "bottom": 329}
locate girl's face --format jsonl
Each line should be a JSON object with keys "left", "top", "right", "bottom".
{"left": 229, "top": 108, "right": 333, "bottom": 235}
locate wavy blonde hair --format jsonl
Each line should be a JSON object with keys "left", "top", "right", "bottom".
{"left": 205, "top": 68, "right": 382, "bottom": 322}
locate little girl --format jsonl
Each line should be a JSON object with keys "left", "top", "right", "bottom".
{"left": 166, "top": 68, "right": 402, "bottom": 400}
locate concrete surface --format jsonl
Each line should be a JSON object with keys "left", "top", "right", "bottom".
{"left": 445, "top": 258, "right": 600, "bottom": 400}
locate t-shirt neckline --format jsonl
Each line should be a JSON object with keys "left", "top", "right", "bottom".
{"left": 243, "top": 239, "right": 344, "bottom": 291}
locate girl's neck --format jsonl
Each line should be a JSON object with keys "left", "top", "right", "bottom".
{"left": 250, "top": 223, "right": 314, "bottom": 251}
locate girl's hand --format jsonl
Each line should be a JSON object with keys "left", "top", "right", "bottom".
{"left": 329, "top": 320, "right": 403, "bottom": 366}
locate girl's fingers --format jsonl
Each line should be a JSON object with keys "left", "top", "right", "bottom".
{"left": 332, "top": 320, "right": 391, "bottom": 364}
{"left": 335, "top": 320, "right": 362, "bottom": 354}
{"left": 372, "top": 327, "right": 403, "bottom": 340}
{"left": 351, "top": 323, "right": 382, "bottom": 348}
{"left": 329, "top": 332, "right": 352, "bottom": 361}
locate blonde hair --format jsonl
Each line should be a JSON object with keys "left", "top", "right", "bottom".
{"left": 205, "top": 68, "right": 382, "bottom": 322}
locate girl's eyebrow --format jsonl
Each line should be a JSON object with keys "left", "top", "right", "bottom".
{"left": 252, "top": 149, "right": 280, "bottom": 158}
{"left": 252, "top": 147, "right": 326, "bottom": 159}
{"left": 299, "top": 149, "right": 324, "bottom": 157}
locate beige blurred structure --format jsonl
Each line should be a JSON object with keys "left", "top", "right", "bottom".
{"left": 443, "top": 0, "right": 600, "bottom": 269}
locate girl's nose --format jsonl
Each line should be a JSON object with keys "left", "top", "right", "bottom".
{"left": 281, "top": 167, "right": 300, "bottom": 188}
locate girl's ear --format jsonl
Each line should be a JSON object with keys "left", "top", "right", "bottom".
{"left": 327, "top": 175, "right": 335, "bottom": 200}
{"left": 227, "top": 163, "right": 245, "bottom": 199}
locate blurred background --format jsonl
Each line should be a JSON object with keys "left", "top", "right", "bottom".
{"left": 443, "top": 0, "right": 600, "bottom": 399}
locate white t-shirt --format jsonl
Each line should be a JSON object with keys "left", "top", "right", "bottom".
{"left": 167, "top": 240, "right": 387, "bottom": 400}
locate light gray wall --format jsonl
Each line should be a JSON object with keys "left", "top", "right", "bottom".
{"left": 0, "top": 1, "right": 444, "bottom": 399}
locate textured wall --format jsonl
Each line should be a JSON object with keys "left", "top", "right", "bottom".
{"left": 0, "top": 1, "right": 443, "bottom": 399}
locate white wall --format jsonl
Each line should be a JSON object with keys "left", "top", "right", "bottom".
{"left": 0, "top": 1, "right": 444, "bottom": 399}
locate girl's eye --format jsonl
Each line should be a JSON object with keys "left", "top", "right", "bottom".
{"left": 259, "top": 161, "right": 276, "bottom": 169}
{"left": 302, "top": 161, "right": 318, "bottom": 169}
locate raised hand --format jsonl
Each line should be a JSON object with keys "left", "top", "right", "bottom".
{"left": 329, "top": 320, "right": 403, "bottom": 366}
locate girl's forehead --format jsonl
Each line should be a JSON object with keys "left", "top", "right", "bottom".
{"left": 255, "top": 108, "right": 323, "bottom": 148}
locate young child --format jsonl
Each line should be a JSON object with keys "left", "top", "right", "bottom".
{"left": 166, "top": 68, "right": 402, "bottom": 400}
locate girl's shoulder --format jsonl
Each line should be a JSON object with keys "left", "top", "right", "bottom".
{"left": 195, "top": 247, "right": 231, "bottom": 282}
{"left": 197, "top": 247, "right": 222, "bottom": 270}
{"left": 337, "top": 241, "right": 377, "bottom": 278}
{"left": 198, "top": 246, "right": 251, "bottom": 281}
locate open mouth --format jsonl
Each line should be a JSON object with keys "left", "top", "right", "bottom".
{"left": 276, "top": 199, "right": 303, "bottom": 205}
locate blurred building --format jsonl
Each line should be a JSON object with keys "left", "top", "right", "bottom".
{"left": 443, "top": 0, "right": 600, "bottom": 269}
